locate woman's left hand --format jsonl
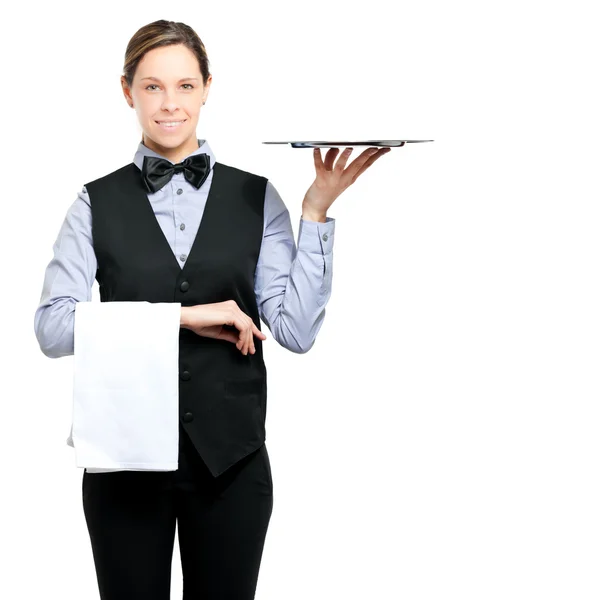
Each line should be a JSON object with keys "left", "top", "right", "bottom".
{"left": 302, "top": 146, "right": 392, "bottom": 220}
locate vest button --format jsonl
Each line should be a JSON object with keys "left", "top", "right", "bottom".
{"left": 180, "top": 281, "right": 190, "bottom": 292}
{"left": 181, "top": 370, "right": 191, "bottom": 381}
{"left": 183, "top": 412, "right": 194, "bottom": 423}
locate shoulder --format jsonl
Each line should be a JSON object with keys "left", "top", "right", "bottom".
{"left": 84, "top": 162, "right": 136, "bottom": 190}
{"left": 214, "top": 161, "right": 268, "bottom": 184}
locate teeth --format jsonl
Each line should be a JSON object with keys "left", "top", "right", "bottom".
{"left": 157, "top": 120, "right": 185, "bottom": 127}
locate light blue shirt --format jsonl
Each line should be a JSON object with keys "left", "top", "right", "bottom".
{"left": 34, "top": 138, "right": 335, "bottom": 356}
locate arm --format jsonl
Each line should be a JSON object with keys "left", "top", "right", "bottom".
{"left": 33, "top": 187, "right": 189, "bottom": 358}
{"left": 180, "top": 306, "right": 192, "bottom": 329}
{"left": 254, "top": 180, "right": 335, "bottom": 354}
{"left": 33, "top": 187, "right": 96, "bottom": 358}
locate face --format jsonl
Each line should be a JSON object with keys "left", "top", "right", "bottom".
{"left": 121, "top": 44, "right": 211, "bottom": 163}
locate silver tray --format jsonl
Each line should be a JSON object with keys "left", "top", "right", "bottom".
{"left": 263, "top": 139, "right": 433, "bottom": 148}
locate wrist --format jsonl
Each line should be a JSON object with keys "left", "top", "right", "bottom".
{"left": 301, "top": 207, "right": 327, "bottom": 223}
{"left": 180, "top": 306, "right": 190, "bottom": 329}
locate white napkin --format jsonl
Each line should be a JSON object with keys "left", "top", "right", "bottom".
{"left": 67, "top": 301, "right": 181, "bottom": 472}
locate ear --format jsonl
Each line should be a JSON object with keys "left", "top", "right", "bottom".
{"left": 120, "top": 76, "right": 133, "bottom": 107}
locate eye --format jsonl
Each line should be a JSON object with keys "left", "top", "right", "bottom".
{"left": 145, "top": 84, "right": 195, "bottom": 91}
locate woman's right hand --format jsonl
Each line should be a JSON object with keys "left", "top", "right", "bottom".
{"left": 181, "top": 301, "right": 267, "bottom": 355}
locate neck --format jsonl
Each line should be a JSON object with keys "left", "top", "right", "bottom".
{"left": 142, "top": 134, "right": 200, "bottom": 164}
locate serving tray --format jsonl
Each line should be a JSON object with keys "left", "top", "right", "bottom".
{"left": 263, "top": 139, "right": 433, "bottom": 148}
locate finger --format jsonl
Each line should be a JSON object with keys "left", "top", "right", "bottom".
{"left": 344, "top": 147, "right": 380, "bottom": 176}
{"left": 346, "top": 148, "right": 390, "bottom": 183}
{"left": 351, "top": 150, "right": 389, "bottom": 181}
{"left": 240, "top": 321, "right": 248, "bottom": 354}
{"left": 244, "top": 317, "right": 253, "bottom": 354}
{"left": 333, "top": 147, "right": 354, "bottom": 173}
{"left": 246, "top": 326, "right": 253, "bottom": 355}
{"left": 221, "top": 331, "right": 240, "bottom": 344}
{"left": 234, "top": 313, "right": 249, "bottom": 354}
{"left": 313, "top": 148, "right": 325, "bottom": 174}
{"left": 234, "top": 315, "right": 248, "bottom": 350}
{"left": 249, "top": 327, "right": 255, "bottom": 354}
{"left": 323, "top": 148, "right": 340, "bottom": 171}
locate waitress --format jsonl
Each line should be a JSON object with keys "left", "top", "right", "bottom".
{"left": 33, "top": 18, "right": 390, "bottom": 600}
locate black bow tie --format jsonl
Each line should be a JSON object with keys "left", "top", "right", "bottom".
{"left": 141, "top": 153, "right": 211, "bottom": 193}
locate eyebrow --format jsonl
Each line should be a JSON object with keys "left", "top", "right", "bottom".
{"left": 140, "top": 77, "right": 199, "bottom": 82}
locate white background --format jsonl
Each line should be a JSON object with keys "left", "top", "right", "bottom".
{"left": 2, "top": 0, "right": 599, "bottom": 598}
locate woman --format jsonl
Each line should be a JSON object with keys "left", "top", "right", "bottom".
{"left": 34, "top": 19, "right": 390, "bottom": 600}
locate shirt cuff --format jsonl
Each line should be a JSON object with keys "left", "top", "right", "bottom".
{"left": 298, "top": 216, "right": 335, "bottom": 255}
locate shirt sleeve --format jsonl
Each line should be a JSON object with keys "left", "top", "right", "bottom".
{"left": 33, "top": 186, "right": 97, "bottom": 358}
{"left": 255, "top": 180, "right": 335, "bottom": 353}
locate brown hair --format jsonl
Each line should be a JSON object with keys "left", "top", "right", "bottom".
{"left": 122, "top": 20, "right": 211, "bottom": 88}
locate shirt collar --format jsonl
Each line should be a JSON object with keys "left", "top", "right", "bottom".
{"left": 133, "top": 138, "right": 215, "bottom": 173}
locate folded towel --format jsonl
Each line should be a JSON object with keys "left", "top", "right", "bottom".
{"left": 67, "top": 301, "right": 181, "bottom": 472}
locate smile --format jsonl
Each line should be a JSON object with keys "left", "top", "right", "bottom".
{"left": 155, "top": 119, "right": 187, "bottom": 129}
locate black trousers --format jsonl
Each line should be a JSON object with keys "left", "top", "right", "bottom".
{"left": 82, "top": 424, "right": 273, "bottom": 600}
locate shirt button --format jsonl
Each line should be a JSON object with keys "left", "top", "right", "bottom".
{"left": 322, "top": 233, "right": 329, "bottom": 241}
{"left": 180, "top": 254, "right": 187, "bottom": 262}
{"left": 177, "top": 188, "right": 183, "bottom": 195}
{"left": 180, "top": 223, "right": 185, "bottom": 230}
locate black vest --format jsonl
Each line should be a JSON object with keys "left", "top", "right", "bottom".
{"left": 85, "top": 161, "right": 268, "bottom": 477}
